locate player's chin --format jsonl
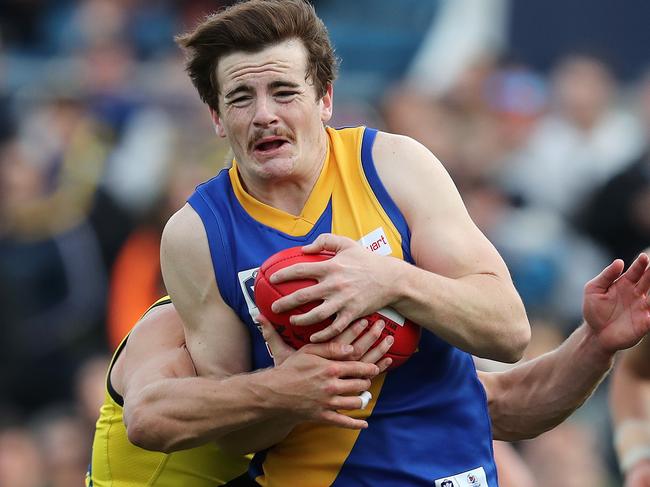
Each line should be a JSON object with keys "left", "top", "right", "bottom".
{"left": 255, "top": 156, "right": 298, "bottom": 179}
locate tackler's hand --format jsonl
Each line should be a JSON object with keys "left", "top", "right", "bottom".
{"left": 583, "top": 253, "right": 650, "bottom": 354}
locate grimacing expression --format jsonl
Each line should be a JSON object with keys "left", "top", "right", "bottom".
{"left": 211, "top": 38, "right": 333, "bottom": 183}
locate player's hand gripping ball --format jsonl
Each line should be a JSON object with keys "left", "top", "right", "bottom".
{"left": 254, "top": 246, "right": 421, "bottom": 369}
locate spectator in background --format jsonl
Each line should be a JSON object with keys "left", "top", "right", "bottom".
{"left": 30, "top": 406, "right": 90, "bottom": 487}
{"left": 610, "top": 246, "right": 650, "bottom": 487}
{"left": 581, "top": 71, "right": 650, "bottom": 264}
{"left": 0, "top": 98, "right": 110, "bottom": 412}
{"left": 74, "top": 354, "right": 109, "bottom": 435}
{"left": 106, "top": 138, "right": 231, "bottom": 349}
{"left": 611, "top": 336, "right": 650, "bottom": 486}
{"left": 407, "top": 0, "right": 508, "bottom": 98}
{"left": 500, "top": 53, "right": 644, "bottom": 218}
{"left": 0, "top": 421, "right": 45, "bottom": 487}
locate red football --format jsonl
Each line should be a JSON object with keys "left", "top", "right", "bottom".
{"left": 254, "top": 246, "right": 421, "bottom": 369}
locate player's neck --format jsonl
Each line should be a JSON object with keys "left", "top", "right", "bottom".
{"left": 241, "top": 129, "right": 328, "bottom": 216}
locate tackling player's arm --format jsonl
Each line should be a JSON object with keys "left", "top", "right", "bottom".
{"left": 121, "top": 303, "right": 383, "bottom": 453}
{"left": 215, "top": 316, "right": 393, "bottom": 455}
{"left": 272, "top": 133, "right": 529, "bottom": 362}
{"left": 481, "top": 255, "right": 650, "bottom": 441}
{"left": 152, "top": 205, "right": 378, "bottom": 452}
{"left": 118, "top": 303, "right": 279, "bottom": 452}
{"left": 480, "top": 323, "right": 613, "bottom": 442}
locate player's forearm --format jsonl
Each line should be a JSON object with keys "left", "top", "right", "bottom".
{"left": 216, "top": 417, "right": 297, "bottom": 455}
{"left": 489, "top": 323, "right": 613, "bottom": 441}
{"left": 389, "top": 259, "right": 529, "bottom": 362}
{"left": 124, "top": 370, "right": 281, "bottom": 453}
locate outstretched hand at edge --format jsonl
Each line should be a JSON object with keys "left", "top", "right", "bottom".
{"left": 583, "top": 253, "right": 650, "bottom": 354}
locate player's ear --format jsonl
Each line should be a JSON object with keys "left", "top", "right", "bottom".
{"left": 320, "top": 83, "right": 333, "bottom": 123}
{"left": 209, "top": 107, "right": 227, "bottom": 138}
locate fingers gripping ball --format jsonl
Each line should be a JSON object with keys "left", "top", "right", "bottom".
{"left": 254, "top": 246, "right": 421, "bottom": 369}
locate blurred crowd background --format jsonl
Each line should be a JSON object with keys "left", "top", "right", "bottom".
{"left": 0, "top": 0, "right": 649, "bottom": 485}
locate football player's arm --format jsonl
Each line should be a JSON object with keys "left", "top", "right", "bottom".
{"left": 373, "top": 133, "right": 530, "bottom": 362}
{"left": 121, "top": 304, "right": 380, "bottom": 453}
{"left": 273, "top": 133, "right": 529, "bottom": 362}
{"left": 216, "top": 317, "right": 393, "bottom": 455}
{"left": 480, "top": 322, "right": 613, "bottom": 441}
{"left": 611, "top": 336, "right": 650, "bottom": 485}
{"left": 482, "top": 255, "right": 650, "bottom": 442}
{"left": 161, "top": 204, "right": 251, "bottom": 380}
{"left": 153, "top": 207, "right": 377, "bottom": 450}
{"left": 119, "top": 303, "right": 275, "bottom": 452}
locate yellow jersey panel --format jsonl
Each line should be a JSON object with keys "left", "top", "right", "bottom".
{"left": 88, "top": 297, "right": 250, "bottom": 486}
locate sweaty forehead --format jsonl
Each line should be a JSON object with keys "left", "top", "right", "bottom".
{"left": 218, "top": 39, "right": 309, "bottom": 90}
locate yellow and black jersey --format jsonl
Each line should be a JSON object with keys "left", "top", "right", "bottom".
{"left": 86, "top": 296, "right": 251, "bottom": 486}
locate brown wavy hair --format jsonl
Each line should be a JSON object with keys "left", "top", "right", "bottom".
{"left": 175, "top": 0, "right": 338, "bottom": 113}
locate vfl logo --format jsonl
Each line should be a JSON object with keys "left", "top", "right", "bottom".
{"left": 467, "top": 474, "right": 480, "bottom": 486}
{"left": 244, "top": 272, "right": 257, "bottom": 305}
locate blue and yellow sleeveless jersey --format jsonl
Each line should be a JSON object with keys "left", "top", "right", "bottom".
{"left": 188, "top": 126, "right": 498, "bottom": 486}
{"left": 87, "top": 296, "right": 251, "bottom": 487}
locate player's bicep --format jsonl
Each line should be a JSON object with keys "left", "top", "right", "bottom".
{"left": 118, "top": 304, "right": 196, "bottom": 398}
{"left": 373, "top": 133, "right": 511, "bottom": 280}
{"left": 161, "top": 204, "right": 251, "bottom": 378}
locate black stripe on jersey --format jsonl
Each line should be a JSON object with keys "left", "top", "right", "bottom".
{"left": 106, "top": 297, "right": 174, "bottom": 407}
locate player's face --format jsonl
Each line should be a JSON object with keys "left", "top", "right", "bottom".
{"left": 212, "top": 39, "right": 333, "bottom": 185}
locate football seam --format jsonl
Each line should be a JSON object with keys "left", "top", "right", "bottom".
{"left": 256, "top": 273, "right": 316, "bottom": 315}
{"left": 261, "top": 251, "right": 320, "bottom": 272}
{"left": 262, "top": 253, "right": 331, "bottom": 306}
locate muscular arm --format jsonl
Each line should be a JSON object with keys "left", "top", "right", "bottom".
{"left": 482, "top": 255, "right": 650, "bottom": 442}
{"left": 150, "top": 205, "right": 376, "bottom": 452}
{"left": 161, "top": 204, "right": 251, "bottom": 379}
{"left": 273, "top": 133, "right": 529, "bottom": 362}
{"left": 118, "top": 304, "right": 276, "bottom": 452}
{"left": 120, "top": 304, "right": 380, "bottom": 453}
{"left": 482, "top": 322, "right": 613, "bottom": 441}
{"left": 374, "top": 133, "right": 529, "bottom": 362}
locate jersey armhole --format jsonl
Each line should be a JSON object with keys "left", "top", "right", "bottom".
{"left": 360, "top": 128, "right": 414, "bottom": 263}
{"left": 107, "top": 337, "right": 128, "bottom": 407}
{"left": 188, "top": 190, "right": 240, "bottom": 309}
{"left": 106, "top": 296, "right": 176, "bottom": 407}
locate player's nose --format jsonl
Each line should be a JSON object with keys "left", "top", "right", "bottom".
{"left": 252, "top": 97, "right": 278, "bottom": 127}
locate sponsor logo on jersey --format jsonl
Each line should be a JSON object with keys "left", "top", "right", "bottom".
{"left": 434, "top": 467, "right": 488, "bottom": 487}
{"left": 358, "top": 227, "right": 392, "bottom": 256}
